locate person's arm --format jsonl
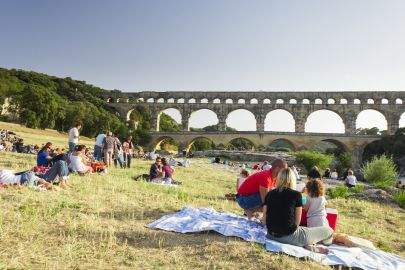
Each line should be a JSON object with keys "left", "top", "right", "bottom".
{"left": 295, "top": 207, "right": 302, "bottom": 226}
{"left": 262, "top": 205, "right": 267, "bottom": 225}
{"left": 259, "top": 186, "right": 270, "bottom": 203}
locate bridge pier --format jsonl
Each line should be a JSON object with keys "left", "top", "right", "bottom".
{"left": 387, "top": 113, "right": 401, "bottom": 135}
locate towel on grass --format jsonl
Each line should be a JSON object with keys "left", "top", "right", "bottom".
{"left": 146, "top": 206, "right": 405, "bottom": 270}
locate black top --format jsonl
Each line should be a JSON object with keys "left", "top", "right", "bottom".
{"left": 264, "top": 188, "right": 302, "bottom": 236}
{"left": 307, "top": 169, "right": 321, "bottom": 179}
{"left": 150, "top": 163, "right": 160, "bottom": 179}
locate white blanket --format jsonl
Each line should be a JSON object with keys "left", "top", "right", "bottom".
{"left": 146, "top": 206, "right": 405, "bottom": 270}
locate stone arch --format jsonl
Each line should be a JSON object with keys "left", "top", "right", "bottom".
{"left": 396, "top": 98, "right": 403, "bottom": 104}
{"left": 157, "top": 108, "right": 182, "bottom": 131}
{"left": 226, "top": 109, "right": 256, "bottom": 131}
{"left": 305, "top": 110, "right": 345, "bottom": 133}
{"left": 381, "top": 98, "right": 389, "bottom": 104}
{"left": 340, "top": 98, "right": 348, "bottom": 104}
{"left": 302, "top": 99, "right": 310, "bottom": 104}
{"left": 367, "top": 98, "right": 374, "bottom": 104}
{"left": 177, "top": 98, "right": 185, "bottom": 103}
{"left": 188, "top": 98, "right": 196, "bottom": 103}
{"left": 353, "top": 98, "right": 361, "bottom": 104}
{"left": 327, "top": 98, "right": 335, "bottom": 104}
{"left": 107, "top": 97, "right": 113, "bottom": 103}
{"left": 362, "top": 140, "right": 384, "bottom": 163}
{"left": 188, "top": 109, "right": 219, "bottom": 130}
{"left": 356, "top": 109, "right": 387, "bottom": 131}
{"left": 186, "top": 136, "right": 216, "bottom": 151}
{"left": 157, "top": 98, "right": 164, "bottom": 103}
{"left": 289, "top": 99, "right": 297, "bottom": 104}
{"left": 116, "top": 98, "right": 121, "bottom": 103}
{"left": 320, "top": 139, "right": 348, "bottom": 152}
{"left": 238, "top": 98, "right": 245, "bottom": 104}
{"left": 167, "top": 98, "right": 175, "bottom": 103}
{"left": 276, "top": 99, "right": 284, "bottom": 104}
{"left": 225, "top": 98, "right": 233, "bottom": 104}
{"left": 263, "top": 98, "right": 271, "bottom": 104}
{"left": 152, "top": 136, "right": 178, "bottom": 151}
{"left": 147, "top": 98, "right": 154, "bottom": 103}
{"left": 315, "top": 98, "right": 323, "bottom": 104}
{"left": 269, "top": 138, "right": 296, "bottom": 151}
{"left": 227, "top": 137, "right": 256, "bottom": 151}
{"left": 137, "top": 97, "right": 144, "bottom": 103}
{"left": 213, "top": 98, "right": 221, "bottom": 104}
{"left": 400, "top": 112, "right": 405, "bottom": 128}
{"left": 264, "top": 109, "right": 295, "bottom": 132}
{"left": 201, "top": 98, "right": 209, "bottom": 104}
{"left": 126, "top": 105, "right": 151, "bottom": 122}
{"left": 250, "top": 98, "right": 258, "bottom": 104}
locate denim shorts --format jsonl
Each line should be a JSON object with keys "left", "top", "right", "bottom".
{"left": 236, "top": 192, "right": 262, "bottom": 210}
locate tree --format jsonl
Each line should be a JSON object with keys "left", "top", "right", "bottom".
{"left": 159, "top": 113, "right": 180, "bottom": 131}
{"left": 295, "top": 151, "right": 333, "bottom": 172}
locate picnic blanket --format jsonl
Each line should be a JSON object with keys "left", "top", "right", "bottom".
{"left": 146, "top": 206, "right": 405, "bottom": 270}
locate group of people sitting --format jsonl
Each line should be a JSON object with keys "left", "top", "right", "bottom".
{"left": 0, "top": 129, "right": 39, "bottom": 154}
{"left": 235, "top": 159, "right": 335, "bottom": 254}
{"left": 308, "top": 166, "right": 358, "bottom": 188}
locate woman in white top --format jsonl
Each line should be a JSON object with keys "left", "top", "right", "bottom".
{"left": 345, "top": 170, "right": 357, "bottom": 188}
{"left": 69, "top": 145, "right": 93, "bottom": 174}
{"left": 304, "top": 179, "right": 329, "bottom": 228}
{"left": 330, "top": 169, "right": 338, "bottom": 180}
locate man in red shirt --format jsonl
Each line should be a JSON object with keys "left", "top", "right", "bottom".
{"left": 237, "top": 159, "right": 288, "bottom": 221}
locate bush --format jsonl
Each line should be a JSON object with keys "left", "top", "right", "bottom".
{"left": 328, "top": 185, "right": 349, "bottom": 199}
{"left": 350, "top": 185, "right": 365, "bottom": 194}
{"left": 336, "top": 152, "right": 352, "bottom": 175}
{"left": 295, "top": 151, "right": 333, "bottom": 172}
{"left": 361, "top": 155, "right": 399, "bottom": 188}
{"left": 394, "top": 192, "right": 405, "bottom": 208}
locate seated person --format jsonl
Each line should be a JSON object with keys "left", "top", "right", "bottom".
{"left": 149, "top": 157, "right": 164, "bottom": 182}
{"left": 345, "top": 170, "right": 357, "bottom": 188}
{"left": 236, "top": 159, "right": 287, "bottom": 221}
{"left": 68, "top": 145, "right": 93, "bottom": 175}
{"left": 162, "top": 158, "right": 175, "bottom": 183}
{"left": 39, "top": 160, "right": 71, "bottom": 188}
{"left": 307, "top": 166, "right": 322, "bottom": 180}
{"left": 323, "top": 168, "right": 331, "bottom": 178}
{"left": 181, "top": 159, "right": 190, "bottom": 167}
{"left": 263, "top": 168, "right": 333, "bottom": 254}
{"left": 37, "top": 146, "right": 53, "bottom": 167}
{"left": 169, "top": 157, "right": 177, "bottom": 166}
{"left": 330, "top": 169, "right": 338, "bottom": 180}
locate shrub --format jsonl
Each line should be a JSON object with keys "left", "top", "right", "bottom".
{"left": 328, "top": 185, "right": 349, "bottom": 199}
{"left": 336, "top": 152, "right": 352, "bottom": 175}
{"left": 295, "top": 151, "right": 333, "bottom": 172}
{"left": 361, "top": 155, "right": 399, "bottom": 188}
{"left": 350, "top": 185, "right": 365, "bottom": 194}
{"left": 394, "top": 192, "right": 405, "bottom": 208}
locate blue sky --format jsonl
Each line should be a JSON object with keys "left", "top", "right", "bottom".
{"left": 1, "top": 0, "right": 404, "bottom": 131}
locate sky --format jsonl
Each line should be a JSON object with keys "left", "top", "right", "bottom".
{"left": 1, "top": 0, "right": 405, "bottom": 131}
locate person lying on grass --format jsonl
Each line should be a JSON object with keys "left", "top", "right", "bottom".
{"left": 0, "top": 160, "right": 71, "bottom": 189}
{"left": 262, "top": 168, "right": 333, "bottom": 254}
{"left": 236, "top": 159, "right": 288, "bottom": 221}
{"left": 68, "top": 145, "right": 93, "bottom": 175}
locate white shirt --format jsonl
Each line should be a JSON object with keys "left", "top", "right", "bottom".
{"left": 0, "top": 170, "right": 21, "bottom": 185}
{"left": 307, "top": 196, "right": 327, "bottom": 218}
{"left": 347, "top": 175, "right": 357, "bottom": 185}
{"left": 331, "top": 172, "right": 338, "bottom": 179}
{"left": 68, "top": 154, "right": 86, "bottom": 172}
{"left": 150, "top": 151, "right": 157, "bottom": 160}
{"left": 95, "top": 134, "right": 106, "bottom": 147}
{"left": 68, "top": 127, "right": 79, "bottom": 143}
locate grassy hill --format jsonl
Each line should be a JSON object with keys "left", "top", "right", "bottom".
{"left": 0, "top": 125, "right": 404, "bottom": 269}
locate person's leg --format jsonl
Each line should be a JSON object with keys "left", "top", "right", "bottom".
{"left": 108, "top": 150, "right": 113, "bottom": 168}
{"left": 94, "top": 145, "right": 99, "bottom": 161}
{"left": 68, "top": 142, "right": 76, "bottom": 152}
{"left": 236, "top": 192, "right": 262, "bottom": 220}
{"left": 127, "top": 154, "right": 132, "bottom": 168}
{"left": 103, "top": 150, "right": 108, "bottom": 167}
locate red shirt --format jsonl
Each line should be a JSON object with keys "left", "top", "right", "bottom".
{"left": 238, "top": 169, "right": 276, "bottom": 196}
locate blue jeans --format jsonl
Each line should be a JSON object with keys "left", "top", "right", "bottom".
{"left": 68, "top": 142, "right": 77, "bottom": 152}
{"left": 94, "top": 145, "right": 102, "bottom": 161}
{"left": 20, "top": 171, "right": 38, "bottom": 187}
{"left": 236, "top": 192, "right": 262, "bottom": 211}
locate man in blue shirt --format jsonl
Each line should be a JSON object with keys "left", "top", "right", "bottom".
{"left": 37, "top": 147, "right": 52, "bottom": 167}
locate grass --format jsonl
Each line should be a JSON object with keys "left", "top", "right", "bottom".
{"left": 328, "top": 185, "right": 349, "bottom": 199}
{"left": 394, "top": 192, "right": 405, "bottom": 208}
{"left": 0, "top": 124, "right": 405, "bottom": 269}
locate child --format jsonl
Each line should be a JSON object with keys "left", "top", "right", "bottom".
{"left": 345, "top": 169, "right": 356, "bottom": 188}
{"left": 236, "top": 169, "right": 250, "bottom": 193}
{"left": 304, "top": 179, "right": 329, "bottom": 228}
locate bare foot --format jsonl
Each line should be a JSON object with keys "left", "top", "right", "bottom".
{"left": 304, "top": 245, "right": 329, "bottom": 254}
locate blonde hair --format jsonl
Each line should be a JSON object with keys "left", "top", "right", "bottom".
{"left": 275, "top": 168, "right": 297, "bottom": 191}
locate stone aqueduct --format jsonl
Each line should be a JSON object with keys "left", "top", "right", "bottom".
{"left": 104, "top": 91, "right": 405, "bottom": 168}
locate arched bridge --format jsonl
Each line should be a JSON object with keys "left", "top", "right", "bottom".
{"left": 104, "top": 91, "right": 405, "bottom": 167}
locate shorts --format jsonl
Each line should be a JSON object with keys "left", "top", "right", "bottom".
{"left": 236, "top": 192, "right": 262, "bottom": 211}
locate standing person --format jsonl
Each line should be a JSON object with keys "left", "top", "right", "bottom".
{"left": 94, "top": 132, "right": 106, "bottom": 162}
{"left": 102, "top": 131, "right": 116, "bottom": 168}
{"left": 236, "top": 159, "right": 288, "bottom": 221}
{"left": 113, "top": 133, "right": 124, "bottom": 168}
{"left": 122, "top": 136, "right": 134, "bottom": 169}
{"left": 68, "top": 123, "right": 81, "bottom": 152}
{"left": 262, "top": 168, "right": 333, "bottom": 254}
